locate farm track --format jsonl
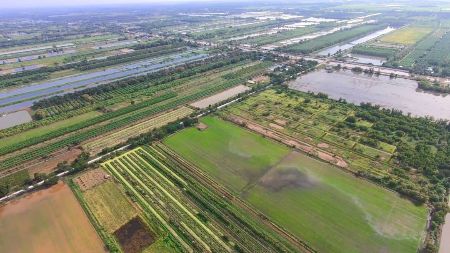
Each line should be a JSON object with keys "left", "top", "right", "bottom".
{"left": 154, "top": 143, "right": 315, "bottom": 253}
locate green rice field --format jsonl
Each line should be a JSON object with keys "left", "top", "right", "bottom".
{"left": 165, "top": 116, "right": 290, "bottom": 193}
{"left": 164, "top": 116, "right": 428, "bottom": 253}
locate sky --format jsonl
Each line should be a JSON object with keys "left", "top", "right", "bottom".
{"left": 1, "top": 0, "right": 235, "bottom": 9}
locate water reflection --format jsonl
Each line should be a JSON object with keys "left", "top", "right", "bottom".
{"left": 289, "top": 69, "right": 450, "bottom": 120}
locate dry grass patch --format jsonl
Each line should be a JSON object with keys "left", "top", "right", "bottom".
{"left": 380, "top": 26, "right": 433, "bottom": 45}
{"left": 83, "top": 179, "right": 137, "bottom": 233}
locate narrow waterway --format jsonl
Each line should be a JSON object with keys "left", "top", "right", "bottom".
{"left": 317, "top": 26, "right": 395, "bottom": 56}
{"left": 0, "top": 51, "right": 207, "bottom": 114}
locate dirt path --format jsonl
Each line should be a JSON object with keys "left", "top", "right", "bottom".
{"left": 439, "top": 196, "right": 450, "bottom": 253}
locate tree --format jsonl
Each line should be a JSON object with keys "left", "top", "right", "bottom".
{"left": 34, "top": 173, "right": 47, "bottom": 182}
{"left": 346, "top": 116, "right": 357, "bottom": 123}
{"left": 43, "top": 176, "right": 58, "bottom": 187}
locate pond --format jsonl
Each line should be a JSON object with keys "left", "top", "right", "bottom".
{"left": 289, "top": 69, "right": 450, "bottom": 120}
{"left": 0, "top": 110, "right": 32, "bottom": 130}
{"left": 348, "top": 54, "right": 386, "bottom": 66}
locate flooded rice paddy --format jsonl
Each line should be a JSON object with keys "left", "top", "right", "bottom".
{"left": 290, "top": 69, "right": 450, "bottom": 120}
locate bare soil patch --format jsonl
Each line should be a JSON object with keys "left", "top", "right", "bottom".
{"left": 0, "top": 182, "right": 106, "bottom": 253}
{"left": 269, "top": 123, "right": 284, "bottom": 130}
{"left": 196, "top": 122, "right": 208, "bottom": 131}
{"left": 74, "top": 168, "right": 111, "bottom": 191}
{"left": 28, "top": 148, "right": 82, "bottom": 176}
{"left": 251, "top": 75, "right": 270, "bottom": 84}
{"left": 274, "top": 119, "right": 287, "bottom": 126}
{"left": 317, "top": 143, "right": 330, "bottom": 149}
{"left": 114, "top": 217, "right": 155, "bottom": 253}
{"left": 190, "top": 85, "right": 251, "bottom": 109}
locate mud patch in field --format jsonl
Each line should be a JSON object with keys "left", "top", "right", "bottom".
{"left": 114, "top": 217, "right": 155, "bottom": 253}
{"left": 196, "top": 122, "right": 208, "bottom": 131}
{"left": 259, "top": 167, "right": 316, "bottom": 192}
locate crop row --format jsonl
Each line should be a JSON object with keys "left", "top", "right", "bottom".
{"left": 104, "top": 149, "right": 231, "bottom": 252}
{"left": 83, "top": 106, "right": 194, "bottom": 152}
{"left": 418, "top": 31, "right": 450, "bottom": 66}
{"left": 0, "top": 73, "right": 254, "bottom": 170}
{"left": 149, "top": 144, "right": 302, "bottom": 253}
{"left": 241, "top": 26, "right": 318, "bottom": 46}
{"left": 42, "top": 59, "right": 253, "bottom": 117}
{"left": 0, "top": 93, "right": 176, "bottom": 156}
{"left": 103, "top": 146, "right": 298, "bottom": 253}
{"left": 398, "top": 29, "right": 447, "bottom": 67}
{"left": 75, "top": 44, "right": 186, "bottom": 71}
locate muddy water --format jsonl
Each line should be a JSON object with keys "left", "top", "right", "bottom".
{"left": 0, "top": 182, "right": 106, "bottom": 253}
{"left": 289, "top": 69, "right": 450, "bottom": 120}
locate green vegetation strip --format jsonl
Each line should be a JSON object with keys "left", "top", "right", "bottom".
{"left": 352, "top": 45, "right": 397, "bottom": 58}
